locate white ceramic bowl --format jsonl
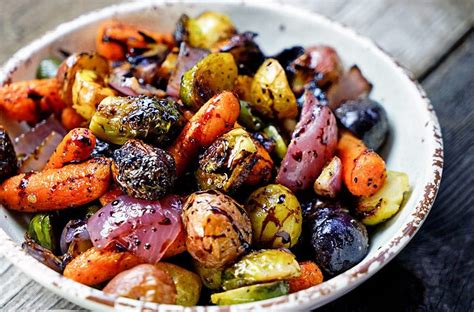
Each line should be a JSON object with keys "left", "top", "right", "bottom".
{"left": 0, "top": 1, "right": 443, "bottom": 311}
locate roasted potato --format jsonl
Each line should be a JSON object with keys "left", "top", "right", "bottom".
{"left": 222, "top": 249, "right": 300, "bottom": 290}
{"left": 56, "top": 52, "right": 110, "bottom": 106}
{"left": 250, "top": 58, "right": 297, "bottom": 120}
{"left": 155, "top": 262, "right": 202, "bottom": 306}
{"left": 245, "top": 184, "right": 302, "bottom": 248}
{"left": 180, "top": 52, "right": 238, "bottom": 111}
{"left": 103, "top": 264, "right": 177, "bottom": 304}
{"left": 72, "top": 69, "right": 115, "bottom": 120}
{"left": 356, "top": 171, "right": 410, "bottom": 225}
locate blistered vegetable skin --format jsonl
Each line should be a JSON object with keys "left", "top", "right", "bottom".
{"left": 167, "top": 91, "right": 240, "bottom": 176}
{"left": 0, "top": 127, "right": 17, "bottom": 181}
{"left": 357, "top": 171, "right": 410, "bottom": 225}
{"left": 337, "top": 130, "right": 386, "bottom": 196}
{"left": 156, "top": 262, "right": 202, "bottom": 306}
{"left": 103, "top": 264, "right": 177, "bottom": 304}
{"left": 36, "top": 57, "right": 62, "bottom": 79}
{"left": 335, "top": 98, "right": 389, "bottom": 150}
{"left": 211, "top": 281, "right": 289, "bottom": 305}
{"left": 72, "top": 69, "right": 115, "bottom": 120}
{"left": 112, "top": 140, "right": 176, "bottom": 200}
{"left": 0, "top": 158, "right": 111, "bottom": 212}
{"left": 45, "top": 128, "right": 96, "bottom": 169}
{"left": 63, "top": 247, "right": 143, "bottom": 285}
{"left": 308, "top": 207, "right": 369, "bottom": 275}
{"left": 0, "top": 78, "right": 65, "bottom": 123}
{"left": 28, "top": 214, "right": 56, "bottom": 251}
{"left": 182, "top": 190, "right": 252, "bottom": 268}
{"left": 90, "top": 95, "right": 183, "bottom": 145}
{"left": 313, "top": 156, "right": 342, "bottom": 198}
{"left": 276, "top": 90, "right": 338, "bottom": 192}
{"left": 222, "top": 249, "right": 300, "bottom": 290}
{"left": 180, "top": 52, "right": 238, "bottom": 110}
{"left": 251, "top": 59, "right": 298, "bottom": 120}
{"left": 288, "top": 261, "right": 323, "bottom": 293}
{"left": 56, "top": 52, "right": 110, "bottom": 106}
{"left": 246, "top": 184, "right": 302, "bottom": 248}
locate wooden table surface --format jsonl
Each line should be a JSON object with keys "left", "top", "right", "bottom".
{"left": 0, "top": 0, "right": 473, "bottom": 311}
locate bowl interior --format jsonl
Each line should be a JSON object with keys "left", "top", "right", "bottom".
{"left": 0, "top": 1, "right": 441, "bottom": 311}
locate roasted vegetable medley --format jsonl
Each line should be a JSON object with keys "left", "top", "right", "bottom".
{"left": 0, "top": 11, "right": 411, "bottom": 306}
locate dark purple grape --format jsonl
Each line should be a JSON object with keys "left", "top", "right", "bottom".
{"left": 335, "top": 98, "right": 389, "bottom": 150}
{"left": 307, "top": 206, "right": 369, "bottom": 275}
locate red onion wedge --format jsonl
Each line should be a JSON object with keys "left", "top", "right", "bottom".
{"left": 276, "top": 89, "right": 338, "bottom": 193}
{"left": 327, "top": 65, "right": 373, "bottom": 110}
{"left": 87, "top": 195, "right": 183, "bottom": 264}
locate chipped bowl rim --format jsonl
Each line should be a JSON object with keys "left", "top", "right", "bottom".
{"left": 0, "top": 0, "right": 443, "bottom": 311}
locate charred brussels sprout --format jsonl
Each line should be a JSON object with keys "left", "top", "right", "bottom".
{"left": 196, "top": 128, "right": 270, "bottom": 193}
{"left": 356, "top": 171, "right": 410, "bottom": 225}
{"left": 180, "top": 53, "right": 238, "bottom": 111}
{"left": 90, "top": 95, "right": 183, "bottom": 145}
{"left": 156, "top": 262, "right": 202, "bottom": 306}
{"left": 212, "top": 32, "right": 265, "bottom": 75}
{"left": 182, "top": 190, "right": 252, "bottom": 268}
{"left": 175, "top": 12, "right": 237, "bottom": 49}
{"left": 251, "top": 59, "right": 297, "bottom": 120}
{"left": 36, "top": 57, "right": 62, "bottom": 79}
{"left": 307, "top": 205, "right": 369, "bottom": 275}
{"left": 334, "top": 98, "right": 389, "bottom": 151}
{"left": 27, "top": 214, "right": 56, "bottom": 251}
{"left": 0, "top": 127, "right": 17, "bottom": 181}
{"left": 211, "top": 281, "right": 289, "bottom": 305}
{"left": 112, "top": 140, "right": 176, "bottom": 200}
{"left": 245, "top": 184, "right": 302, "bottom": 248}
{"left": 222, "top": 249, "right": 300, "bottom": 290}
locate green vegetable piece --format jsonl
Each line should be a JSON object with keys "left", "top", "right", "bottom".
{"left": 27, "top": 214, "right": 55, "bottom": 251}
{"left": 263, "top": 125, "right": 287, "bottom": 159}
{"left": 187, "top": 12, "right": 237, "bottom": 49}
{"left": 89, "top": 95, "right": 183, "bottom": 145}
{"left": 36, "top": 57, "right": 61, "bottom": 79}
{"left": 195, "top": 128, "right": 258, "bottom": 193}
{"left": 193, "top": 259, "right": 223, "bottom": 290}
{"left": 222, "top": 249, "right": 300, "bottom": 290}
{"left": 250, "top": 58, "right": 297, "bottom": 120}
{"left": 246, "top": 184, "right": 302, "bottom": 248}
{"left": 356, "top": 171, "right": 410, "bottom": 225}
{"left": 156, "top": 262, "right": 202, "bottom": 306}
{"left": 180, "top": 53, "right": 238, "bottom": 111}
{"left": 211, "top": 281, "right": 289, "bottom": 305}
{"left": 238, "top": 100, "right": 264, "bottom": 131}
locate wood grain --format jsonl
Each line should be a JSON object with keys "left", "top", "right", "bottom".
{"left": 0, "top": 0, "right": 472, "bottom": 311}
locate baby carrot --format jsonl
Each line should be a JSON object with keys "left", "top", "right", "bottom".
{"left": 288, "top": 261, "right": 323, "bottom": 293}
{"left": 167, "top": 91, "right": 240, "bottom": 176}
{"left": 337, "top": 130, "right": 386, "bottom": 196}
{"left": 61, "top": 107, "right": 86, "bottom": 130}
{"left": 0, "top": 158, "right": 111, "bottom": 212}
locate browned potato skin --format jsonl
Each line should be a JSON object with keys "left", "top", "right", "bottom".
{"left": 182, "top": 191, "right": 252, "bottom": 269}
{"left": 56, "top": 52, "right": 109, "bottom": 106}
{"left": 103, "top": 264, "right": 177, "bottom": 304}
{"left": 63, "top": 247, "right": 143, "bottom": 286}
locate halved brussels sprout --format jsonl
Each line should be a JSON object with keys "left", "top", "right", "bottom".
{"left": 211, "top": 281, "right": 289, "bottom": 305}
{"left": 56, "top": 52, "right": 110, "bottom": 106}
{"left": 90, "top": 95, "right": 183, "bottom": 145}
{"left": 222, "top": 249, "right": 300, "bottom": 290}
{"left": 356, "top": 171, "right": 410, "bottom": 225}
{"left": 36, "top": 57, "right": 62, "bottom": 79}
{"left": 72, "top": 69, "right": 115, "bottom": 121}
{"left": 196, "top": 128, "right": 260, "bottom": 193}
{"left": 156, "top": 262, "right": 202, "bottom": 306}
{"left": 193, "top": 259, "right": 223, "bottom": 290}
{"left": 176, "top": 12, "right": 237, "bottom": 49}
{"left": 28, "top": 214, "right": 56, "bottom": 251}
{"left": 250, "top": 59, "right": 297, "bottom": 120}
{"left": 180, "top": 52, "right": 238, "bottom": 111}
{"left": 246, "top": 184, "right": 302, "bottom": 248}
